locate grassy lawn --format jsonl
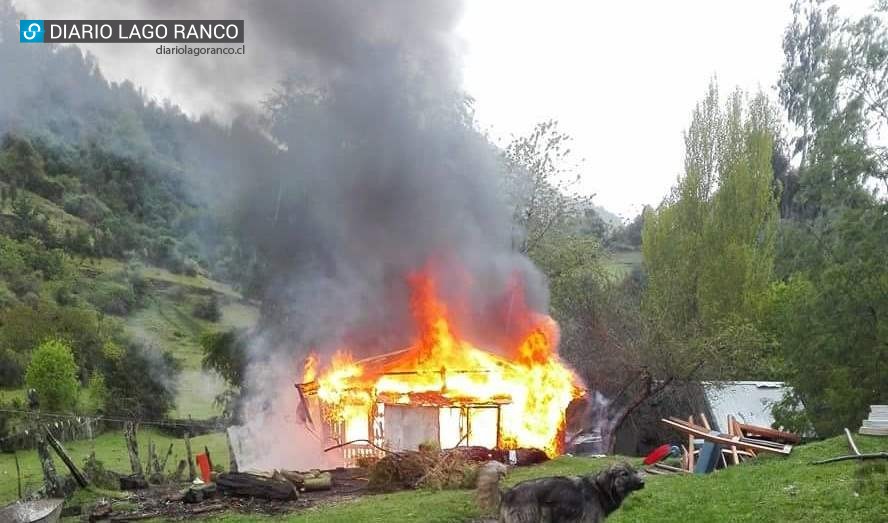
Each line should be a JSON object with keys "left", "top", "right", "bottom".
{"left": 0, "top": 428, "right": 229, "bottom": 505}
{"left": 207, "top": 435, "right": 887, "bottom": 523}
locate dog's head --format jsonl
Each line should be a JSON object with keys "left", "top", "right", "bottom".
{"left": 607, "top": 463, "right": 645, "bottom": 496}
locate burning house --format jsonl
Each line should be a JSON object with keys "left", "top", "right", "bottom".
{"left": 294, "top": 271, "right": 584, "bottom": 466}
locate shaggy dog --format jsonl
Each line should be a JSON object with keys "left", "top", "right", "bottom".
{"left": 476, "top": 461, "right": 644, "bottom": 523}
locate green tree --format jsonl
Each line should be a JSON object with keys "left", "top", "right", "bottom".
{"left": 25, "top": 339, "right": 79, "bottom": 412}
{"left": 642, "top": 83, "right": 779, "bottom": 379}
{"left": 503, "top": 120, "right": 591, "bottom": 255}
{"left": 772, "top": 0, "right": 888, "bottom": 435}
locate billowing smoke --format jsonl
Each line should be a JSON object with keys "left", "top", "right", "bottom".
{"left": 8, "top": 0, "right": 554, "bottom": 469}
{"left": 217, "top": 1, "right": 550, "bottom": 470}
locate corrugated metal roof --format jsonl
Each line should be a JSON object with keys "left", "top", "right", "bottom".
{"left": 701, "top": 381, "right": 788, "bottom": 432}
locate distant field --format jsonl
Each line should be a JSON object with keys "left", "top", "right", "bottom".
{"left": 0, "top": 428, "right": 229, "bottom": 505}
{"left": 604, "top": 250, "right": 642, "bottom": 279}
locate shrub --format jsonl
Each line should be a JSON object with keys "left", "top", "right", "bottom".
{"left": 102, "top": 342, "right": 179, "bottom": 419}
{"left": 63, "top": 193, "right": 110, "bottom": 224}
{"left": 25, "top": 339, "right": 80, "bottom": 412}
{"left": 0, "top": 348, "right": 25, "bottom": 388}
{"left": 88, "top": 280, "right": 137, "bottom": 315}
{"left": 193, "top": 295, "right": 221, "bottom": 322}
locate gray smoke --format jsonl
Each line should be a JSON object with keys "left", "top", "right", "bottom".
{"left": 9, "top": 0, "right": 553, "bottom": 469}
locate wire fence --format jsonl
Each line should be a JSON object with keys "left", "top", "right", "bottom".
{"left": 0, "top": 410, "right": 230, "bottom": 503}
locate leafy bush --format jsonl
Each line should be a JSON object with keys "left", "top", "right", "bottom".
{"left": 63, "top": 193, "right": 110, "bottom": 224}
{"left": 0, "top": 348, "right": 25, "bottom": 388}
{"left": 25, "top": 338, "right": 80, "bottom": 412}
{"left": 193, "top": 295, "right": 221, "bottom": 322}
{"left": 0, "top": 302, "right": 120, "bottom": 385}
{"left": 102, "top": 342, "right": 180, "bottom": 419}
{"left": 88, "top": 279, "right": 137, "bottom": 315}
{"left": 200, "top": 329, "right": 248, "bottom": 387}
{"left": 0, "top": 281, "right": 17, "bottom": 308}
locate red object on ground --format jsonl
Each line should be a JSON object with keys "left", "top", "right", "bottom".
{"left": 643, "top": 444, "right": 672, "bottom": 465}
{"left": 196, "top": 453, "right": 212, "bottom": 482}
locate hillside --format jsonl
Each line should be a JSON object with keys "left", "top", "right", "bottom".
{"left": 0, "top": 186, "right": 257, "bottom": 421}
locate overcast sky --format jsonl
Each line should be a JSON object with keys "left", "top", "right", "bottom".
{"left": 15, "top": 0, "right": 873, "bottom": 217}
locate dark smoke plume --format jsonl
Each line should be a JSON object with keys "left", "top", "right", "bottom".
{"left": 9, "top": 0, "right": 552, "bottom": 468}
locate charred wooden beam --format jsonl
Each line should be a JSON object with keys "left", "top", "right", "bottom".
{"left": 216, "top": 472, "right": 297, "bottom": 500}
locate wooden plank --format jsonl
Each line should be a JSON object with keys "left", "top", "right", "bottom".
{"left": 694, "top": 441, "right": 722, "bottom": 474}
{"left": 654, "top": 463, "right": 690, "bottom": 474}
{"left": 844, "top": 428, "right": 861, "bottom": 456}
{"left": 686, "top": 416, "right": 695, "bottom": 471}
{"left": 662, "top": 418, "right": 792, "bottom": 455}
{"left": 727, "top": 416, "right": 739, "bottom": 465}
{"left": 699, "top": 413, "right": 711, "bottom": 431}
{"left": 737, "top": 422, "right": 801, "bottom": 444}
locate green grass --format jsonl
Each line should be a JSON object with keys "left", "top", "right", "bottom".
{"left": 605, "top": 250, "right": 642, "bottom": 279}
{"left": 0, "top": 388, "right": 25, "bottom": 404}
{"left": 0, "top": 428, "right": 230, "bottom": 505}
{"left": 207, "top": 435, "right": 887, "bottom": 523}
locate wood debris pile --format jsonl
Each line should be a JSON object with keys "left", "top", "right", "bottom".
{"left": 648, "top": 413, "right": 798, "bottom": 475}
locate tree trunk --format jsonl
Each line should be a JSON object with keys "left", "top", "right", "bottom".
{"left": 124, "top": 421, "right": 143, "bottom": 478}
{"left": 35, "top": 432, "right": 65, "bottom": 497}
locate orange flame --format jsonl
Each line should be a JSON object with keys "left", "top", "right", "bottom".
{"left": 303, "top": 271, "right": 583, "bottom": 456}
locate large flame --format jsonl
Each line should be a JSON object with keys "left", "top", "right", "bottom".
{"left": 302, "top": 271, "right": 583, "bottom": 456}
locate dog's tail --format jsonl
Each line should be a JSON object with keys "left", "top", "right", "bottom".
{"left": 476, "top": 460, "right": 508, "bottom": 512}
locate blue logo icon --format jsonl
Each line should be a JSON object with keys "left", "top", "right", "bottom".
{"left": 20, "top": 20, "right": 44, "bottom": 43}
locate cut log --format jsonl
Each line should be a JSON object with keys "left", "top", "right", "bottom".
{"left": 216, "top": 472, "right": 297, "bottom": 500}
{"left": 45, "top": 427, "right": 89, "bottom": 487}
{"left": 300, "top": 472, "right": 333, "bottom": 492}
{"left": 278, "top": 470, "right": 334, "bottom": 491}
